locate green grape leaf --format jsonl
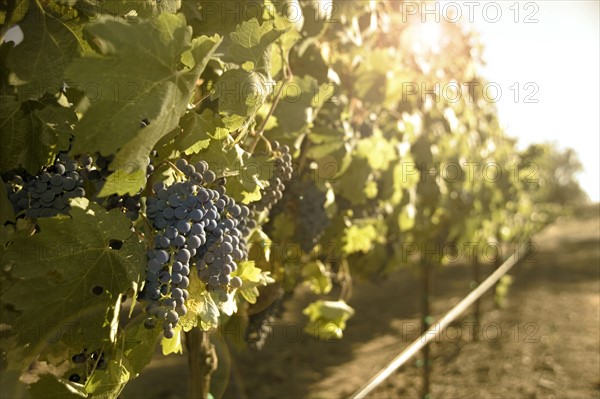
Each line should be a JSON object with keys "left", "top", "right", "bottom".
{"left": 301, "top": 261, "right": 332, "bottom": 294}
{"left": 84, "top": 358, "right": 131, "bottom": 398}
{"left": 335, "top": 158, "right": 371, "bottom": 205}
{"left": 343, "top": 223, "right": 378, "bottom": 255}
{"left": 66, "top": 14, "right": 221, "bottom": 195}
{"left": 306, "top": 128, "right": 345, "bottom": 159}
{"left": 177, "top": 109, "right": 229, "bottom": 155}
{"left": 213, "top": 69, "right": 270, "bottom": 117}
{"left": 354, "top": 70, "right": 387, "bottom": 105}
{"left": 363, "top": 179, "right": 377, "bottom": 199}
{"left": 270, "top": 76, "right": 334, "bottom": 137}
{"left": 0, "top": 96, "right": 75, "bottom": 174}
{"left": 271, "top": 212, "right": 295, "bottom": 242}
{"left": 268, "top": 11, "right": 302, "bottom": 77}
{"left": 226, "top": 175, "right": 263, "bottom": 204}
{"left": 398, "top": 203, "right": 416, "bottom": 232}
{"left": 190, "top": 141, "right": 268, "bottom": 204}
{"left": 256, "top": 103, "right": 279, "bottom": 132}
{"left": 356, "top": 133, "right": 398, "bottom": 171}
{"left": 303, "top": 300, "right": 355, "bottom": 340}
{"left": 120, "top": 315, "right": 162, "bottom": 377}
{"left": 232, "top": 260, "right": 274, "bottom": 304}
{"left": 228, "top": 18, "right": 287, "bottom": 75}
{"left": 1, "top": 199, "right": 145, "bottom": 362}
{"left": 1, "top": 0, "right": 30, "bottom": 26}
{"left": 6, "top": 1, "right": 81, "bottom": 100}
{"left": 198, "top": 109, "right": 230, "bottom": 141}
{"left": 0, "top": 177, "right": 15, "bottom": 224}
{"left": 221, "top": 114, "right": 247, "bottom": 131}
{"left": 29, "top": 374, "right": 86, "bottom": 399}
{"left": 225, "top": 153, "right": 272, "bottom": 204}
{"left": 98, "top": 0, "right": 182, "bottom": 18}
{"left": 246, "top": 228, "right": 272, "bottom": 270}
{"left": 0, "top": 369, "right": 28, "bottom": 399}
{"left": 181, "top": 0, "right": 260, "bottom": 39}
{"left": 189, "top": 139, "right": 240, "bottom": 178}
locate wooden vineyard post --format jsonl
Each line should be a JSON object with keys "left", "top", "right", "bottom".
{"left": 472, "top": 257, "right": 481, "bottom": 341}
{"left": 493, "top": 256, "right": 502, "bottom": 309}
{"left": 421, "top": 260, "right": 432, "bottom": 399}
{"left": 185, "top": 328, "right": 217, "bottom": 399}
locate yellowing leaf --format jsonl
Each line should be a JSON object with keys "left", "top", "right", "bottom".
{"left": 304, "top": 320, "right": 344, "bottom": 340}
{"left": 161, "top": 325, "right": 183, "bottom": 355}
{"left": 303, "top": 300, "right": 355, "bottom": 340}
{"left": 301, "top": 261, "right": 332, "bottom": 294}
{"left": 181, "top": 270, "right": 220, "bottom": 332}
{"left": 398, "top": 203, "right": 416, "bottom": 232}
{"left": 343, "top": 223, "right": 378, "bottom": 254}
{"left": 364, "top": 180, "right": 378, "bottom": 199}
{"left": 356, "top": 133, "right": 398, "bottom": 171}
{"left": 233, "top": 260, "right": 274, "bottom": 304}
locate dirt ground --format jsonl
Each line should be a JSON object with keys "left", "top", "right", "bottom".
{"left": 121, "top": 204, "right": 600, "bottom": 399}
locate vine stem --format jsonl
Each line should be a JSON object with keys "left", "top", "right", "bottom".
{"left": 421, "top": 260, "right": 432, "bottom": 399}
{"left": 472, "top": 257, "right": 481, "bottom": 341}
{"left": 339, "top": 259, "right": 353, "bottom": 302}
{"left": 185, "top": 328, "right": 217, "bottom": 399}
{"left": 248, "top": 67, "right": 294, "bottom": 154}
{"left": 192, "top": 89, "right": 214, "bottom": 110}
{"left": 163, "top": 160, "right": 186, "bottom": 178}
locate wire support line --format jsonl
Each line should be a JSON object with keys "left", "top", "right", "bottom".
{"left": 349, "top": 247, "right": 532, "bottom": 399}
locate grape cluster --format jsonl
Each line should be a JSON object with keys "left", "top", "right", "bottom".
{"left": 5, "top": 154, "right": 85, "bottom": 218}
{"left": 245, "top": 289, "right": 285, "bottom": 350}
{"left": 296, "top": 180, "right": 329, "bottom": 252}
{"left": 265, "top": 177, "right": 330, "bottom": 253}
{"left": 253, "top": 141, "right": 293, "bottom": 212}
{"left": 83, "top": 153, "right": 154, "bottom": 221}
{"left": 140, "top": 159, "right": 249, "bottom": 338}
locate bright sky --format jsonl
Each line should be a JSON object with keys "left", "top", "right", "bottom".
{"left": 461, "top": 0, "right": 600, "bottom": 201}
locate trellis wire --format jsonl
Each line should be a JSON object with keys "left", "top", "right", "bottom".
{"left": 350, "top": 247, "right": 531, "bottom": 399}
